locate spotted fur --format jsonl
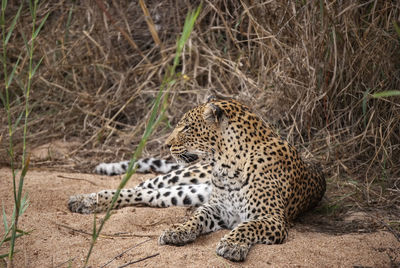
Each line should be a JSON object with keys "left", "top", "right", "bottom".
{"left": 68, "top": 98, "right": 326, "bottom": 262}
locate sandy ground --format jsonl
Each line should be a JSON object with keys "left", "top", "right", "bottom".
{"left": 1, "top": 167, "right": 399, "bottom": 267}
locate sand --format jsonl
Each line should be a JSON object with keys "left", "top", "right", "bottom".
{"left": 0, "top": 168, "right": 399, "bottom": 267}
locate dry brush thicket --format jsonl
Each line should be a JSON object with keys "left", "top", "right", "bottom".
{"left": 1, "top": 1, "right": 399, "bottom": 207}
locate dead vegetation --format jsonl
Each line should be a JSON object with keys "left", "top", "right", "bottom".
{"left": 1, "top": 1, "right": 399, "bottom": 230}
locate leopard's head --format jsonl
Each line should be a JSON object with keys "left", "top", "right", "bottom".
{"left": 165, "top": 98, "right": 227, "bottom": 164}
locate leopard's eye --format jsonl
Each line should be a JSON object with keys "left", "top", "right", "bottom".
{"left": 182, "top": 125, "right": 191, "bottom": 132}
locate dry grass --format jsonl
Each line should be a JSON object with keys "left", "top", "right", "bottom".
{"left": 1, "top": 1, "right": 399, "bottom": 214}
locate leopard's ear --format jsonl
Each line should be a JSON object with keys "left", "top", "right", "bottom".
{"left": 203, "top": 103, "right": 223, "bottom": 124}
{"left": 206, "top": 95, "right": 217, "bottom": 102}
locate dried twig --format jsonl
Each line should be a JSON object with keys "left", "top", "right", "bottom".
{"left": 118, "top": 253, "right": 160, "bottom": 268}
{"left": 100, "top": 239, "right": 152, "bottom": 268}
{"left": 139, "top": 0, "right": 166, "bottom": 59}
{"left": 55, "top": 222, "right": 156, "bottom": 239}
{"left": 57, "top": 175, "right": 98, "bottom": 186}
{"left": 379, "top": 220, "right": 400, "bottom": 243}
{"left": 55, "top": 223, "right": 110, "bottom": 238}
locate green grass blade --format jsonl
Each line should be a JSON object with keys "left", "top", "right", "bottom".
{"left": 12, "top": 111, "right": 24, "bottom": 133}
{"left": 33, "top": 12, "right": 49, "bottom": 39}
{"left": 172, "top": 4, "right": 202, "bottom": 72}
{"left": 84, "top": 214, "right": 97, "bottom": 268}
{"left": 27, "top": 0, "right": 33, "bottom": 17}
{"left": 362, "top": 88, "right": 370, "bottom": 128}
{"left": 64, "top": 1, "right": 75, "bottom": 41}
{"left": 2, "top": 203, "right": 8, "bottom": 232}
{"left": 16, "top": 156, "right": 30, "bottom": 206}
{"left": 4, "top": 3, "right": 22, "bottom": 46}
{"left": 19, "top": 193, "right": 29, "bottom": 215}
{"left": 394, "top": 20, "right": 400, "bottom": 39}
{"left": 30, "top": 56, "right": 43, "bottom": 78}
{"left": 92, "top": 213, "right": 96, "bottom": 236}
{"left": 0, "top": 205, "right": 13, "bottom": 249}
{"left": 1, "top": 0, "right": 7, "bottom": 11}
{"left": 371, "top": 90, "right": 400, "bottom": 98}
{"left": 3, "top": 230, "right": 30, "bottom": 242}
{"left": 16, "top": 229, "right": 32, "bottom": 235}
{"left": 6, "top": 55, "right": 20, "bottom": 87}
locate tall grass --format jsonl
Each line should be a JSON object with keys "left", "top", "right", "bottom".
{"left": 0, "top": 0, "right": 48, "bottom": 265}
{"left": 83, "top": 5, "right": 202, "bottom": 266}
{"left": 1, "top": 1, "right": 398, "bottom": 193}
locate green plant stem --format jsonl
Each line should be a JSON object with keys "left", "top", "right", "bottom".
{"left": 1, "top": 0, "right": 18, "bottom": 204}
{"left": 1, "top": 0, "right": 20, "bottom": 263}
{"left": 0, "top": 0, "right": 48, "bottom": 263}
{"left": 84, "top": 5, "right": 201, "bottom": 267}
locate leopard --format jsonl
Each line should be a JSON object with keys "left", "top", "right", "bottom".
{"left": 68, "top": 98, "right": 326, "bottom": 262}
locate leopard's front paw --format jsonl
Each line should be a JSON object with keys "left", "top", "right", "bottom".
{"left": 68, "top": 193, "right": 97, "bottom": 214}
{"left": 216, "top": 239, "right": 250, "bottom": 262}
{"left": 158, "top": 226, "right": 197, "bottom": 246}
